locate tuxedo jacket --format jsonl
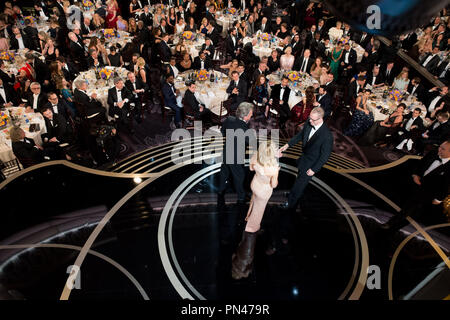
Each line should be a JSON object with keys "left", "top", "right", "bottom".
{"left": 125, "top": 78, "right": 148, "bottom": 99}
{"left": 107, "top": 86, "right": 133, "bottom": 118}
{"left": 61, "top": 62, "right": 79, "bottom": 82}
{"left": 257, "top": 22, "right": 271, "bottom": 34}
{"left": 0, "top": 69, "right": 15, "bottom": 86}
{"left": 288, "top": 121, "right": 333, "bottom": 173}
{"left": 26, "top": 93, "right": 47, "bottom": 111}
{"left": 270, "top": 84, "right": 290, "bottom": 108}
{"left": 42, "top": 113, "right": 71, "bottom": 143}
{"left": 9, "top": 33, "right": 33, "bottom": 50}
{"left": 193, "top": 56, "right": 212, "bottom": 70}
{"left": 317, "top": 93, "right": 332, "bottom": 119}
{"left": 341, "top": 49, "right": 357, "bottom": 68}
{"left": 433, "top": 60, "right": 450, "bottom": 78}
{"left": 400, "top": 113, "right": 425, "bottom": 132}
{"left": 159, "top": 41, "right": 172, "bottom": 63}
{"left": 367, "top": 72, "right": 384, "bottom": 87}
{"left": 426, "top": 120, "right": 450, "bottom": 142}
{"left": 291, "top": 41, "right": 303, "bottom": 57}
{"left": 420, "top": 53, "right": 441, "bottom": 73}
{"left": 184, "top": 89, "right": 201, "bottom": 116}
{"left": 161, "top": 82, "right": 179, "bottom": 109}
{"left": 347, "top": 81, "right": 366, "bottom": 100}
{"left": 380, "top": 65, "right": 397, "bottom": 86}
{"left": 206, "top": 29, "right": 220, "bottom": 46}
{"left": 42, "top": 100, "right": 73, "bottom": 121}
{"left": 70, "top": 40, "right": 87, "bottom": 59}
{"left": 140, "top": 12, "right": 153, "bottom": 27}
{"left": 0, "top": 84, "right": 17, "bottom": 107}
{"left": 23, "top": 25, "right": 40, "bottom": 50}
{"left": 407, "top": 83, "right": 426, "bottom": 102}
{"left": 226, "top": 79, "right": 247, "bottom": 105}
{"left": 12, "top": 138, "right": 44, "bottom": 166}
{"left": 353, "top": 32, "right": 370, "bottom": 50}
{"left": 220, "top": 115, "right": 252, "bottom": 166}
{"left": 201, "top": 44, "right": 215, "bottom": 59}
{"left": 226, "top": 35, "right": 239, "bottom": 56}
{"left": 413, "top": 149, "right": 450, "bottom": 202}
{"left": 294, "top": 56, "right": 314, "bottom": 73}
{"left": 73, "top": 88, "right": 104, "bottom": 116}
{"left": 402, "top": 32, "right": 418, "bottom": 51}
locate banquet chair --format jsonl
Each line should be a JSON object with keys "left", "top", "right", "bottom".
{"left": 269, "top": 100, "right": 281, "bottom": 128}
{"left": 160, "top": 92, "right": 176, "bottom": 124}
{"left": 182, "top": 98, "right": 195, "bottom": 130}
{"left": 0, "top": 158, "right": 21, "bottom": 179}
{"left": 222, "top": 98, "right": 235, "bottom": 118}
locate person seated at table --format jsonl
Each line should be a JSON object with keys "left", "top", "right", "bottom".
{"left": 359, "top": 103, "right": 405, "bottom": 146}
{"left": 40, "top": 105, "right": 73, "bottom": 149}
{"left": 201, "top": 37, "right": 215, "bottom": 60}
{"left": 343, "top": 89, "right": 374, "bottom": 137}
{"left": 206, "top": 22, "right": 220, "bottom": 46}
{"left": 288, "top": 86, "right": 316, "bottom": 130}
{"left": 10, "top": 127, "right": 46, "bottom": 168}
{"left": 339, "top": 42, "right": 357, "bottom": 79}
{"left": 9, "top": 26, "right": 33, "bottom": 51}
{"left": 24, "top": 82, "right": 47, "bottom": 112}
{"left": 294, "top": 49, "right": 314, "bottom": 74}
{"left": 162, "top": 74, "right": 183, "bottom": 128}
{"left": 107, "top": 46, "right": 124, "bottom": 68}
{"left": 392, "top": 108, "right": 425, "bottom": 152}
{"left": 280, "top": 46, "right": 295, "bottom": 71}
{"left": 251, "top": 74, "right": 269, "bottom": 117}
{"left": 257, "top": 16, "right": 271, "bottom": 34}
{"left": 310, "top": 57, "right": 324, "bottom": 82}
{"left": 271, "top": 16, "right": 283, "bottom": 37}
{"left": 125, "top": 71, "right": 148, "bottom": 124}
{"left": 268, "top": 76, "right": 291, "bottom": 127}
{"left": 267, "top": 50, "right": 280, "bottom": 73}
{"left": 87, "top": 49, "right": 105, "bottom": 69}
{"left": 92, "top": 13, "right": 105, "bottom": 29}
{"left": 159, "top": 33, "right": 172, "bottom": 63}
{"left": 135, "top": 57, "right": 148, "bottom": 84}
{"left": 177, "top": 52, "right": 193, "bottom": 72}
{"left": 184, "top": 17, "right": 198, "bottom": 33}
{"left": 226, "top": 71, "right": 248, "bottom": 111}
{"left": 277, "top": 23, "right": 290, "bottom": 40}
{"left": 415, "top": 111, "right": 450, "bottom": 155}
{"left": 407, "top": 77, "right": 426, "bottom": 103}
{"left": 42, "top": 38, "right": 60, "bottom": 65}
{"left": 44, "top": 91, "right": 74, "bottom": 122}
{"left": 175, "top": 17, "right": 186, "bottom": 36}
{"left": 184, "top": 81, "right": 213, "bottom": 125}
{"left": 346, "top": 75, "right": 367, "bottom": 107}
{"left": 108, "top": 77, "right": 135, "bottom": 133}
{"left": 366, "top": 64, "right": 385, "bottom": 89}
{"left": 393, "top": 70, "right": 410, "bottom": 92}
{"left": 220, "top": 59, "right": 239, "bottom": 77}
{"left": 226, "top": 28, "right": 240, "bottom": 59}
{"left": 175, "top": 38, "right": 187, "bottom": 58}
{"left": 193, "top": 50, "right": 212, "bottom": 70}
{"left": 237, "top": 20, "right": 249, "bottom": 39}
{"left": 0, "top": 78, "right": 17, "bottom": 108}
{"left": 55, "top": 78, "right": 76, "bottom": 116}
{"left": 73, "top": 79, "right": 106, "bottom": 120}
{"left": 166, "top": 56, "right": 180, "bottom": 79}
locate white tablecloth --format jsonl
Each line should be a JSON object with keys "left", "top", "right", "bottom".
{"left": 172, "top": 35, "right": 205, "bottom": 59}
{"left": 72, "top": 67, "right": 129, "bottom": 117}
{"left": 243, "top": 36, "right": 284, "bottom": 60}
{"left": 0, "top": 107, "right": 46, "bottom": 162}
{"left": 216, "top": 14, "right": 236, "bottom": 37}
{"left": 174, "top": 71, "right": 230, "bottom": 116}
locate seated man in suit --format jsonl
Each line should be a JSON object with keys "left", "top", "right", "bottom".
{"left": 193, "top": 50, "right": 212, "bottom": 70}
{"left": 107, "top": 77, "right": 135, "bottom": 133}
{"left": 339, "top": 42, "right": 357, "bottom": 79}
{"left": 44, "top": 92, "right": 74, "bottom": 123}
{"left": 420, "top": 46, "right": 441, "bottom": 74}
{"left": 425, "top": 86, "right": 449, "bottom": 118}
{"left": 125, "top": 71, "right": 148, "bottom": 123}
{"left": 162, "top": 74, "right": 183, "bottom": 128}
{"left": 381, "top": 139, "right": 450, "bottom": 230}
{"left": 367, "top": 64, "right": 385, "bottom": 89}
{"left": 268, "top": 76, "right": 291, "bottom": 127}
{"left": 393, "top": 108, "right": 425, "bottom": 152}
{"left": 406, "top": 77, "right": 426, "bottom": 103}
{"left": 9, "top": 26, "right": 33, "bottom": 50}
{"left": 41, "top": 105, "right": 73, "bottom": 149}
{"left": 0, "top": 78, "right": 16, "bottom": 108}
{"left": 294, "top": 49, "right": 314, "bottom": 74}
{"left": 57, "top": 56, "right": 79, "bottom": 82}
{"left": 226, "top": 71, "right": 248, "bottom": 111}
{"left": 87, "top": 48, "right": 105, "bottom": 69}
{"left": 257, "top": 17, "right": 271, "bottom": 34}
{"left": 10, "top": 126, "right": 45, "bottom": 168}
{"left": 201, "top": 38, "right": 215, "bottom": 60}
{"left": 415, "top": 111, "right": 450, "bottom": 155}
{"left": 346, "top": 76, "right": 367, "bottom": 107}
{"left": 184, "top": 81, "right": 212, "bottom": 125}
{"left": 159, "top": 33, "right": 172, "bottom": 63}
{"left": 206, "top": 23, "right": 220, "bottom": 47}
{"left": 25, "top": 82, "right": 47, "bottom": 112}
{"left": 315, "top": 85, "right": 332, "bottom": 120}
{"left": 73, "top": 79, "right": 106, "bottom": 120}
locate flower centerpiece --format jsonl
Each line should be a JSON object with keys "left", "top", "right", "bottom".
{"left": 259, "top": 32, "right": 271, "bottom": 42}
{"left": 389, "top": 89, "right": 403, "bottom": 102}
{"left": 0, "top": 51, "right": 15, "bottom": 61}
{"left": 0, "top": 111, "right": 9, "bottom": 130}
{"left": 338, "top": 37, "right": 349, "bottom": 46}
{"left": 23, "top": 16, "right": 36, "bottom": 25}
{"left": 99, "top": 68, "right": 114, "bottom": 80}
{"left": 287, "top": 71, "right": 300, "bottom": 82}
{"left": 82, "top": 0, "right": 94, "bottom": 10}
{"left": 195, "top": 69, "right": 209, "bottom": 81}
{"left": 225, "top": 7, "right": 236, "bottom": 15}
{"left": 182, "top": 31, "right": 194, "bottom": 41}
{"left": 101, "top": 28, "right": 119, "bottom": 39}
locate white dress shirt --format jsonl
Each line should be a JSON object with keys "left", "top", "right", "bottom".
{"left": 308, "top": 122, "right": 323, "bottom": 141}
{"left": 405, "top": 116, "right": 417, "bottom": 131}
{"left": 17, "top": 36, "right": 25, "bottom": 49}
{"left": 428, "top": 95, "right": 442, "bottom": 113}
{"left": 422, "top": 54, "right": 435, "bottom": 67}
{"left": 0, "top": 86, "right": 6, "bottom": 103}
{"left": 51, "top": 104, "right": 59, "bottom": 114}
{"left": 280, "top": 86, "right": 286, "bottom": 101}
{"left": 424, "top": 157, "right": 450, "bottom": 176}
{"left": 33, "top": 93, "right": 39, "bottom": 109}
{"left": 170, "top": 64, "right": 179, "bottom": 77}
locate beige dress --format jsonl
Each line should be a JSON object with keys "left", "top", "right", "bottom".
{"left": 245, "top": 158, "right": 280, "bottom": 233}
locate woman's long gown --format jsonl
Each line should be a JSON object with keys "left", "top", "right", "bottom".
{"left": 344, "top": 99, "right": 374, "bottom": 137}
{"left": 329, "top": 48, "right": 342, "bottom": 80}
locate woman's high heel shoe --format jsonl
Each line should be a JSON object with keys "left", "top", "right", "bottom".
{"left": 231, "top": 231, "right": 257, "bottom": 280}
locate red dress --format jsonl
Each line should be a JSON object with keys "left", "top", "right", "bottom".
{"left": 106, "top": 5, "right": 119, "bottom": 28}
{"left": 290, "top": 100, "right": 312, "bottom": 124}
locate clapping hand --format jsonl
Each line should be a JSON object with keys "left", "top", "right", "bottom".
{"left": 276, "top": 144, "right": 289, "bottom": 158}
{"left": 306, "top": 169, "right": 315, "bottom": 176}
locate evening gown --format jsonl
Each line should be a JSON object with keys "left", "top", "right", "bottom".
{"left": 329, "top": 48, "right": 342, "bottom": 80}
{"left": 358, "top": 114, "right": 402, "bottom": 146}
{"left": 343, "top": 99, "right": 374, "bottom": 137}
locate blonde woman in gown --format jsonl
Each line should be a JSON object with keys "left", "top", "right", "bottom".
{"left": 232, "top": 140, "right": 280, "bottom": 280}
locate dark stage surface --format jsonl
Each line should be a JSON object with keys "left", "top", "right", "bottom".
{"left": 0, "top": 138, "right": 449, "bottom": 301}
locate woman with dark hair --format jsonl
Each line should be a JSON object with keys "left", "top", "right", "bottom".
{"left": 107, "top": 46, "right": 124, "bottom": 67}
{"left": 168, "top": 7, "right": 177, "bottom": 34}
{"left": 252, "top": 74, "right": 269, "bottom": 117}
{"left": 42, "top": 38, "right": 59, "bottom": 64}
{"left": 177, "top": 51, "right": 193, "bottom": 72}
{"left": 267, "top": 50, "right": 280, "bottom": 73}
{"left": 290, "top": 86, "right": 315, "bottom": 124}
{"left": 344, "top": 89, "right": 374, "bottom": 137}
{"left": 184, "top": 17, "right": 197, "bottom": 32}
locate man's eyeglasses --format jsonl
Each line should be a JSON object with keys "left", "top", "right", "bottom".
{"left": 309, "top": 117, "right": 321, "bottom": 123}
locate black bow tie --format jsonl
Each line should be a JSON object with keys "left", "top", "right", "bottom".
{"left": 311, "top": 126, "right": 316, "bottom": 131}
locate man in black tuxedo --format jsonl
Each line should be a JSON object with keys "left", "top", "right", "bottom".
{"left": 205, "top": 4, "right": 216, "bottom": 25}
{"left": 183, "top": 81, "right": 212, "bottom": 124}
{"left": 316, "top": 86, "right": 332, "bottom": 120}
{"left": 353, "top": 31, "right": 370, "bottom": 49}
{"left": 125, "top": 71, "right": 148, "bottom": 123}
{"left": 57, "top": 56, "right": 79, "bottom": 82}
{"left": 401, "top": 31, "right": 418, "bottom": 51}
{"left": 217, "top": 102, "right": 255, "bottom": 204}
{"left": 251, "top": 61, "right": 269, "bottom": 84}
{"left": 193, "top": 51, "right": 212, "bottom": 70}
{"left": 140, "top": 5, "right": 153, "bottom": 27}
{"left": 87, "top": 49, "right": 105, "bottom": 69}
{"left": 294, "top": 49, "right": 314, "bottom": 74}
{"left": 420, "top": 47, "right": 441, "bottom": 74}
{"left": 44, "top": 92, "right": 74, "bottom": 123}
{"left": 324, "top": 73, "right": 337, "bottom": 97}
{"left": 433, "top": 59, "right": 450, "bottom": 84}
{"left": 346, "top": 76, "right": 366, "bottom": 106}
{"left": 25, "top": 53, "right": 51, "bottom": 90}
{"left": 0, "top": 60, "right": 15, "bottom": 87}
{"left": 226, "top": 71, "right": 248, "bottom": 111}
{"left": 268, "top": 76, "right": 291, "bottom": 126}
{"left": 393, "top": 108, "right": 425, "bottom": 152}
{"left": 339, "top": 42, "right": 357, "bottom": 78}
{"left": 68, "top": 32, "right": 88, "bottom": 69}
{"left": 40, "top": 106, "right": 73, "bottom": 146}
{"left": 381, "top": 139, "right": 450, "bottom": 230}
{"left": 226, "top": 28, "right": 239, "bottom": 59}
{"left": 257, "top": 17, "right": 271, "bottom": 34}
{"left": 0, "top": 78, "right": 16, "bottom": 108}
{"left": 201, "top": 37, "right": 215, "bottom": 60}
{"left": 206, "top": 23, "right": 220, "bottom": 47}
{"left": 159, "top": 33, "right": 172, "bottom": 63}
{"left": 9, "top": 26, "right": 33, "bottom": 50}
{"left": 107, "top": 78, "right": 135, "bottom": 133}
{"left": 73, "top": 79, "right": 106, "bottom": 119}
{"left": 291, "top": 34, "right": 303, "bottom": 57}
{"left": 425, "top": 86, "right": 449, "bottom": 118}
{"left": 406, "top": 77, "right": 426, "bottom": 103}
{"left": 10, "top": 127, "right": 45, "bottom": 168}
{"left": 23, "top": 19, "right": 40, "bottom": 51}
{"left": 415, "top": 111, "right": 450, "bottom": 155}
{"left": 162, "top": 74, "right": 183, "bottom": 128}
{"left": 381, "top": 61, "right": 397, "bottom": 86}
{"left": 25, "top": 82, "right": 47, "bottom": 112}
{"left": 367, "top": 65, "right": 385, "bottom": 88}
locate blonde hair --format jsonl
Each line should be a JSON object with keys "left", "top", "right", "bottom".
{"left": 136, "top": 57, "right": 146, "bottom": 68}
{"left": 256, "top": 140, "right": 278, "bottom": 167}
{"left": 9, "top": 126, "right": 24, "bottom": 142}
